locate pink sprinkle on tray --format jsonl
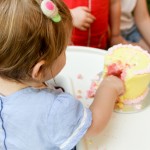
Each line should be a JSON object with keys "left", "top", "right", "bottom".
{"left": 77, "top": 74, "right": 83, "bottom": 79}
{"left": 76, "top": 95, "right": 83, "bottom": 99}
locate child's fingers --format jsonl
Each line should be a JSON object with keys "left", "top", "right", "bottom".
{"left": 81, "top": 6, "right": 91, "bottom": 12}
{"left": 111, "top": 76, "right": 125, "bottom": 96}
{"left": 103, "top": 75, "right": 125, "bottom": 96}
{"left": 85, "top": 16, "right": 95, "bottom": 23}
{"left": 87, "top": 13, "right": 96, "bottom": 21}
{"left": 81, "top": 6, "right": 96, "bottom": 20}
{"left": 80, "top": 26, "right": 88, "bottom": 31}
{"left": 83, "top": 23, "right": 90, "bottom": 28}
{"left": 80, "top": 18, "right": 95, "bottom": 30}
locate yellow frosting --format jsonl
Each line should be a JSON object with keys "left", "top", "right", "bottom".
{"left": 103, "top": 44, "right": 150, "bottom": 103}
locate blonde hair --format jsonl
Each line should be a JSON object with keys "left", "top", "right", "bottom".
{"left": 0, "top": 0, "right": 72, "bottom": 81}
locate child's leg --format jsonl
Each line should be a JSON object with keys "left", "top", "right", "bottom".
{"left": 121, "top": 25, "right": 141, "bottom": 43}
{"left": 121, "top": 25, "right": 150, "bottom": 52}
{"left": 138, "top": 39, "right": 150, "bottom": 52}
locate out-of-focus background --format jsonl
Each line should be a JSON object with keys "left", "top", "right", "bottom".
{"left": 147, "top": 0, "right": 150, "bottom": 11}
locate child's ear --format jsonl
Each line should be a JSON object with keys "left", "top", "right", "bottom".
{"left": 32, "top": 60, "right": 46, "bottom": 80}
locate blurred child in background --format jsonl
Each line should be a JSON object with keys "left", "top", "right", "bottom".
{"left": 63, "top": 0, "right": 125, "bottom": 50}
{"left": 111, "top": 0, "right": 150, "bottom": 52}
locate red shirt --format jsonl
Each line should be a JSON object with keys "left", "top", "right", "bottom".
{"left": 63, "top": 0, "right": 109, "bottom": 49}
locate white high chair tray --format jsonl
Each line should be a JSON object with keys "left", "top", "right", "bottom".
{"left": 56, "top": 46, "right": 150, "bottom": 150}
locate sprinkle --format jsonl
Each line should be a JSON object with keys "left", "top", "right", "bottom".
{"left": 77, "top": 74, "right": 83, "bottom": 79}
{"left": 116, "top": 102, "right": 124, "bottom": 109}
{"left": 77, "top": 90, "right": 82, "bottom": 94}
{"left": 76, "top": 95, "right": 83, "bottom": 99}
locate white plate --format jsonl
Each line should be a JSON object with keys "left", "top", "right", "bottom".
{"left": 57, "top": 46, "right": 106, "bottom": 107}
{"left": 55, "top": 46, "right": 150, "bottom": 150}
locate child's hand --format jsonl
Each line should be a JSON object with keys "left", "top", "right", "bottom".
{"left": 70, "top": 7, "right": 96, "bottom": 31}
{"left": 99, "top": 75, "right": 125, "bottom": 96}
{"left": 86, "top": 75, "right": 125, "bottom": 137}
{"left": 110, "top": 35, "right": 128, "bottom": 46}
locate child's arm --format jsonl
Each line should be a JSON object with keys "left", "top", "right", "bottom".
{"left": 85, "top": 75, "right": 125, "bottom": 137}
{"left": 134, "top": 0, "right": 150, "bottom": 47}
{"left": 70, "top": 6, "right": 96, "bottom": 31}
{"left": 110, "top": 0, "right": 128, "bottom": 46}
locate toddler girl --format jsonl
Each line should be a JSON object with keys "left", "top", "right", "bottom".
{"left": 0, "top": 0, "right": 124, "bottom": 150}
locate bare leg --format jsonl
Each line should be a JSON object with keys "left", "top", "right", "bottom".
{"left": 138, "top": 38, "right": 150, "bottom": 53}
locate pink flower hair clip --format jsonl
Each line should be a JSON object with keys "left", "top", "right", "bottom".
{"left": 41, "top": 0, "right": 61, "bottom": 22}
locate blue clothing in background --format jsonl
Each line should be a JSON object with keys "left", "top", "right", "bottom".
{"left": 121, "top": 25, "right": 142, "bottom": 42}
{"left": 0, "top": 87, "right": 92, "bottom": 150}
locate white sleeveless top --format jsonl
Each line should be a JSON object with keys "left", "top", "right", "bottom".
{"left": 120, "top": 0, "right": 137, "bottom": 30}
